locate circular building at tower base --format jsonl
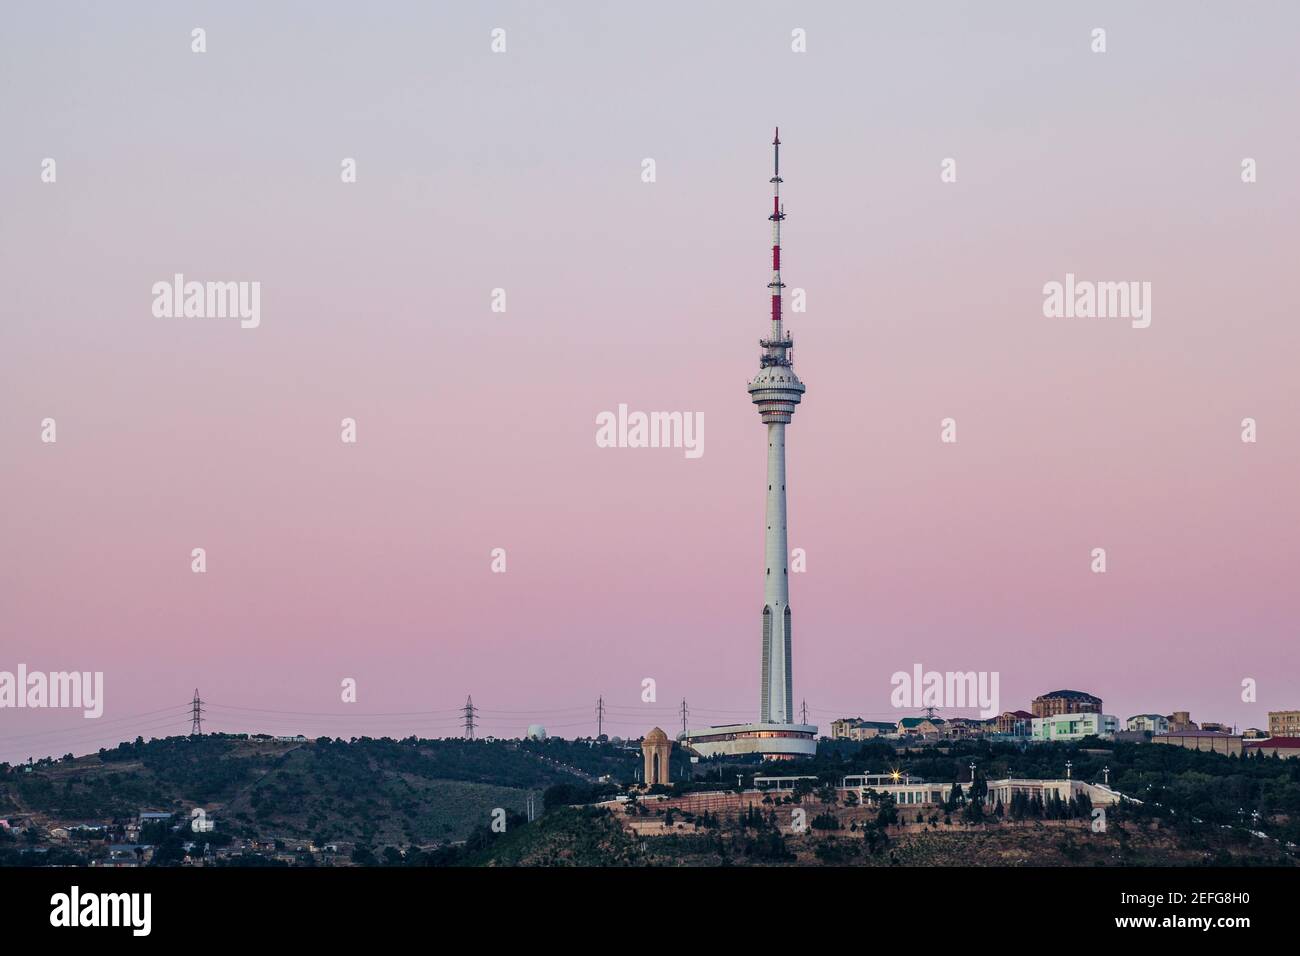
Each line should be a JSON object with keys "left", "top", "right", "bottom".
{"left": 678, "top": 721, "right": 817, "bottom": 761}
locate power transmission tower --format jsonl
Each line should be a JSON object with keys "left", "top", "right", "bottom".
{"left": 800, "top": 699, "right": 808, "bottom": 724}
{"left": 462, "top": 695, "right": 478, "bottom": 739}
{"left": 680, "top": 698, "right": 689, "bottom": 737}
{"left": 189, "top": 689, "right": 205, "bottom": 735}
{"left": 596, "top": 696, "right": 605, "bottom": 738}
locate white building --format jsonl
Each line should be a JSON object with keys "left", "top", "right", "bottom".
{"left": 1032, "top": 712, "right": 1119, "bottom": 741}
{"left": 839, "top": 772, "right": 1121, "bottom": 809}
{"left": 1126, "top": 714, "right": 1169, "bottom": 734}
{"left": 681, "top": 722, "right": 818, "bottom": 760}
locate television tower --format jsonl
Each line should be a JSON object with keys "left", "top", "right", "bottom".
{"left": 748, "top": 127, "right": 805, "bottom": 725}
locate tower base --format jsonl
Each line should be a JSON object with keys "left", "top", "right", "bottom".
{"left": 678, "top": 721, "right": 817, "bottom": 760}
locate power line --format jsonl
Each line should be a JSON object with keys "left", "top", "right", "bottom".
{"left": 206, "top": 702, "right": 464, "bottom": 718}
{"left": 10, "top": 716, "right": 191, "bottom": 754}
{"left": 0, "top": 705, "right": 192, "bottom": 743}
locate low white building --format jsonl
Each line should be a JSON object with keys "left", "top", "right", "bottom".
{"left": 839, "top": 772, "right": 1121, "bottom": 809}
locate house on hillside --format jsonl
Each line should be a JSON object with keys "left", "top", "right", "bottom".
{"left": 897, "top": 717, "right": 946, "bottom": 738}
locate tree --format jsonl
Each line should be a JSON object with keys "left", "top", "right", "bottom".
{"left": 875, "top": 794, "right": 898, "bottom": 827}
{"left": 946, "top": 782, "right": 965, "bottom": 811}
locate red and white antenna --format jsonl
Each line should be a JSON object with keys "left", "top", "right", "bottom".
{"left": 769, "top": 127, "right": 785, "bottom": 338}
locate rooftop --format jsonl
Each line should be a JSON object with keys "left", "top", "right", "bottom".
{"left": 898, "top": 717, "right": 945, "bottom": 728}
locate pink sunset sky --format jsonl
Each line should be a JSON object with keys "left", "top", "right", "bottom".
{"left": 2, "top": 2, "right": 1298, "bottom": 762}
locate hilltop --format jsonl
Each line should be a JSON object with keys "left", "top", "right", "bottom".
{"left": 4, "top": 733, "right": 1299, "bottom": 867}
{"left": 0, "top": 733, "right": 637, "bottom": 862}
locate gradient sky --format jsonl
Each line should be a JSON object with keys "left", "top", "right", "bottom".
{"left": 3, "top": 2, "right": 1299, "bottom": 763}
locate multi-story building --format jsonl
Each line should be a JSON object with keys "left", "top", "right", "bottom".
{"left": 1032, "top": 712, "right": 1119, "bottom": 741}
{"left": 829, "top": 718, "right": 896, "bottom": 740}
{"left": 830, "top": 718, "right": 859, "bottom": 739}
{"left": 944, "top": 718, "right": 987, "bottom": 738}
{"left": 1167, "top": 711, "right": 1198, "bottom": 732}
{"left": 1031, "top": 689, "right": 1102, "bottom": 718}
{"left": 897, "top": 717, "right": 946, "bottom": 737}
{"left": 1126, "top": 714, "right": 1169, "bottom": 734}
{"left": 996, "top": 710, "right": 1034, "bottom": 736}
{"left": 1268, "top": 711, "right": 1300, "bottom": 738}
{"left": 1200, "top": 721, "right": 1233, "bottom": 734}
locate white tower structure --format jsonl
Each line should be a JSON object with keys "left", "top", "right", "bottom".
{"left": 748, "top": 128, "right": 804, "bottom": 724}
{"left": 677, "top": 131, "right": 817, "bottom": 761}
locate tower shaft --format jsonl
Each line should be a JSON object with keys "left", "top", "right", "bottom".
{"left": 761, "top": 422, "right": 793, "bottom": 722}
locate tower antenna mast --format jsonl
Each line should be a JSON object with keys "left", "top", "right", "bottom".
{"left": 770, "top": 127, "right": 784, "bottom": 338}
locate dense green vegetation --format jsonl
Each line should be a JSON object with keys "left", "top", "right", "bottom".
{"left": 0, "top": 734, "right": 638, "bottom": 852}
{"left": 4, "top": 732, "right": 1296, "bottom": 866}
